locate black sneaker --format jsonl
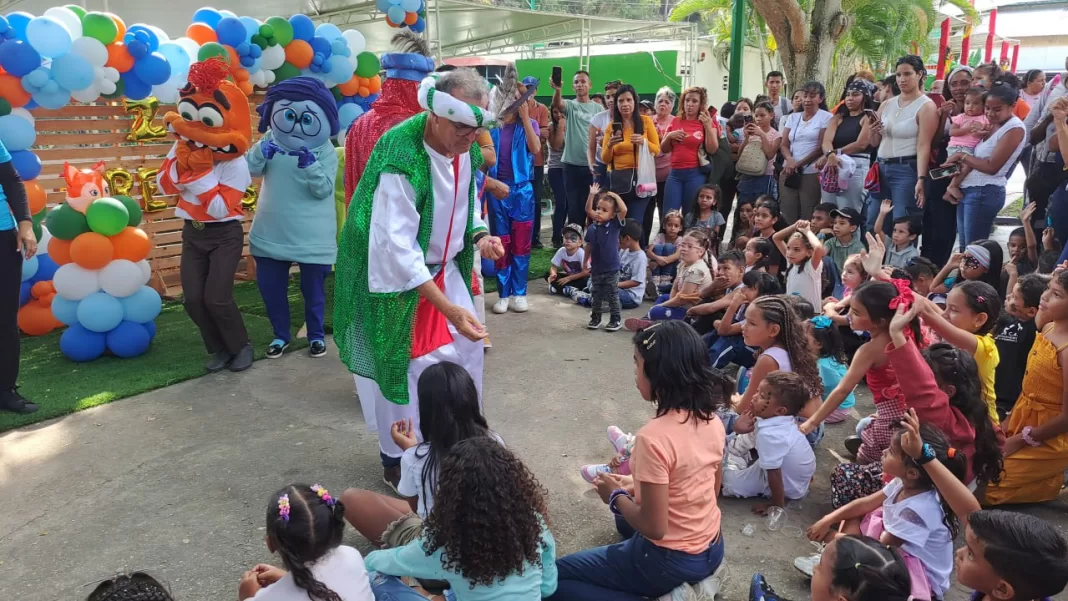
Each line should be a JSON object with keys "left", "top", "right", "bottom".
{"left": 0, "top": 388, "right": 39, "bottom": 414}
{"left": 229, "top": 343, "right": 255, "bottom": 372}
{"left": 309, "top": 340, "right": 327, "bottom": 358}
{"left": 605, "top": 318, "right": 622, "bottom": 332}
{"left": 587, "top": 314, "right": 602, "bottom": 330}
{"left": 532, "top": 239, "right": 544, "bottom": 249}
{"left": 205, "top": 351, "right": 232, "bottom": 373}
{"left": 844, "top": 435, "right": 863, "bottom": 457}
{"left": 266, "top": 340, "right": 289, "bottom": 359}
{"left": 750, "top": 573, "right": 793, "bottom": 601}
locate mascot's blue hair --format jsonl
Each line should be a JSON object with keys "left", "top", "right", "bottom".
{"left": 257, "top": 76, "right": 341, "bottom": 136}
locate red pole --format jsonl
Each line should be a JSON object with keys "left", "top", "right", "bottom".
{"left": 1000, "top": 41, "right": 1009, "bottom": 67}
{"left": 936, "top": 18, "right": 950, "bottom": 79}
{"left": 1011, "top": 43, "right": 1020, "bottom": 73}
{"left": 984, "top": 8, "right": 997, "bottom": 63}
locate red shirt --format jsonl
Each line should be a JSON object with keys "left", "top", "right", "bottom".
{"left": 667, "top": 117, "right": 707, "bottom": 170}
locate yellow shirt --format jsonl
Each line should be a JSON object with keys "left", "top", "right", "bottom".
{"left": 601, "top": 115, "right": 661, "bottom": 171}
{"left": 974, "top": 334, "right": 1001, "bottom": 425}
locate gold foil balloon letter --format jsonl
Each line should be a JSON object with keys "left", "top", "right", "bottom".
{"left": 137, "top": 167, "right": 168, "bottom": 212}
{"left": 124, "top": 97, "right": 168, "bottom": 143}
{"left": 103, "top": 167, "right": 133, "bottom": 197}
{"left": 242, "top": 185, "right": 258, "bottom": 212}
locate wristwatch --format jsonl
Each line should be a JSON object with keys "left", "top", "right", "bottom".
{"left": 915, "top": 443, "right": 937, "bottom": 466}
{"left": 473, "top": 231, "right": 489, "bottom": 245}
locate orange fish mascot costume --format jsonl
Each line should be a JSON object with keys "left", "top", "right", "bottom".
{"left": 158, "top": 58, "right": 255, "bottom": 373}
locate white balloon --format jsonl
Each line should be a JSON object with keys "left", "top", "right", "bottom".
{"left": 152, "top": 84, "right": 181, "bottom": 104}
{"left": 263, "top": 70, "right": 276, "bottom": 85}
{"left": 342, "top": 29, "right": 366, "bottom": 55}
{"left": 71, "top": 36, "right": 108, "bottom": 67}
{"left": 44, "top": 7, "right": 82, "bottom": 39}
{"left": 38, "top": 226, "right": 52, "bottom": 256}
{"left": 54, "top": 264, "right": 100, "bottom": 301}
{"left": 9, "top": 107, "right": 34, "bottom": 126}
{"left": 173, "top": 37, "right": 201, "bottom": 63}
{"left": 260, "top": 44, "right": 285, "bottom": 70}
{"left": 71, "top": 86, "right": 100, "bottom": 103}
{"left": 99, "top": 260, "right": 147, "bottom": 298}
{"left": 137, "top": 260, "right": 152, "bottom": 284}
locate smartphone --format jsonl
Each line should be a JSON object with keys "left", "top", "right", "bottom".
{"left": 551, "top": 65, "right": 562, "bottom": 87}
{"left": 864, "top": 108, "right": 879, "bottom": 121}
{"left": 612, "top": 122, "right": 622, "bottom": 135}
{"left": 929, "top": 164, "right": 961, "bottom": 180}
{"left": 742, "top": 114, "right": 754, "bottom": 125}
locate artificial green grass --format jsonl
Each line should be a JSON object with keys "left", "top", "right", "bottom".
{"left": 1, "top": 305, "right": 305, "bottom": 432}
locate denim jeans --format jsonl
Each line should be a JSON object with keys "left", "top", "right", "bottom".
{"left": 549, "top": 529, "right": 725, "bottom": 601}
{"left": 867, "top": 161, "right": 920, "bottom": 235}
{"left": 548, "top": 167, "right": 568, "bottom": 243}
{"left": 648, "top": 294, "right": 689, "bottom": 321}
{"left": 956, "top": 184, "right": 1004, "bottom": 250}
{"left": 564, "top": 163, "right": 594, "bottom": 228}
{"left": 590, "top": 270, "right": 621, "bottom": 319}
{"left": 821, "top": 157, "right": 869, "bottom": 213}
{"left": 664, "top": 167, "right": 706, "bottom": 215}
{"left": 736, "top": 174, "right": 776, "bottom": 206}
{"left": 370, "top": 573, "right": 456, "bottom": 601}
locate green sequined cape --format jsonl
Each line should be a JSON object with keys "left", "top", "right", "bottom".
{"left": 334, "top": 112, "right": 486, "bottom": 405}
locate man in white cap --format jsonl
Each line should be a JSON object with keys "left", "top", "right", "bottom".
{"left": 334, "top": 68, "right": 505, "bottom": 489}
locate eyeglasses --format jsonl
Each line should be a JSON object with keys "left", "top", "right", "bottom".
{"left": 272, "top": 108, "right": 323, "bottom": 137}
{"left": 452, "top": 123, "right": 485, "bottom": 137}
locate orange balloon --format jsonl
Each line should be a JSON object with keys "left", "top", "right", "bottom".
{"left": 25, "top": 180, "right": 47, "bottom": 215}
{"left": 358, "top": 86, "right": 370, "bottom": 97}
{"left": 232, "top": 66, "right": 249, "bottom": 82}
{"left": 337, "top": 77, "right": 360, "bottom": 96}
{"left": 18, "top": 304, "right": 59, "bottom": 336}
{"left": 284, "top": 40, "right": 313, "bottom": 69}
{"left": 238, "top": 81, "right": 254, "bottom": 96}
{"left": 30, "top": 280, "right": 53, "bottom": 298}
{"left": 186, "top": 23, "right": 218, "bottom": 45}
{"left": 106, "top": 43, "right": 135, "bottom": 73}
{"left": 69, "top": 232, "right": 115, "bottom": 270}
{"left": 404, "top": 11, "right": 418, "bottom": 25}
{"left": 384, "top": 16, "right": 397, "bottom": 27}
{"left": 368, "top": 75, "right": 382, "bottom": 94}
{"left": 0, "top": 74, "right": 31, "bottom": 107}
{"left": 110, "top": 13, "right": 127, "bottom": 43}
{"left": 48, "top": 238, "right": 73, "bottom": 266}
{"left": 110, "top": 227, "right": 152, "bottom": 262}
{"left": 227, "top": 46, "right": 240, "bottom": 68}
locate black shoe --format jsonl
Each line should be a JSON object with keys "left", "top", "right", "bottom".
{"left": 265, "top": 340, "right": 289, "bottom": 359}
{"left": 383, "top": 464, "right": 401, "bottom": 494}
{"left": 205, "top": 352, "right": 232, "bottom": 373}
{"left": 309, "top": 340, "right": 327, "bottom": 358}
{"left": 844, "top": 435, "right": 863, "bottom": 457}
{"left": 605, "top": 318, "right": 622, "bottom": 332}
{"left": 228, "top": 343, "right": 254, "bottom": 372}
{"left": 750, "top": 573, "right": 792, "bottom": 601}
{"left": 0, "top": 388, "right": 39, "bottom": 414}
{"left": 532, "top": 239, "right": 544, "bottom": 250}
{"left": 588, "top": 314, "right": 603, "bottom": 330}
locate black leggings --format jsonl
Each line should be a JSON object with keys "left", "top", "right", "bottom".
{"left": 1, "top": 229, "right": 22, "bottom": 390}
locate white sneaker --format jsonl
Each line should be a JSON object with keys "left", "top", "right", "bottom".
{"left": 793, "top": 542, "right": 824, "bottom": 577}
{"left": 492, "top": 297, "right": 510, "bottom": 314}
{"left": 657, "top": 563, "right": 729, "bottom": 601}
{"left": 511, "top": 296, "right": 529, "bottom": 312}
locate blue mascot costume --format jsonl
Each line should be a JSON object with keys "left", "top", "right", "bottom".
{"left": 488, "top": 66, "right": 541, "bottom": 315}
{"left": 246, "top": 77, "right": 340, "bottom": 359}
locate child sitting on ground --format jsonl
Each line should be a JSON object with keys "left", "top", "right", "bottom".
{"left": 687, "top": 250, "right": 746, "bottom": 331}
{"left": 240, "top": 484, "right": 374, "bottom": 601}
{"left": 745, "top": 236, "right": 773, "bottom": 273}
{"left": 751, "top": 536, "right": 911, "bottom": 601}
{"left": 1008, "top": 202, "right": 1039, "bottom": 277}
{"left": 994, "top": 273, "right": 1047, "bottom": 420}
{"left": 705, "top": 270, "right": 782, "bottom": 369}
{"left": 721, "top": 371, "right": 817, "bottom": 513}
{"left": 873, "top": 199, "right": 921, "bottom": 268}
{"left": 583, "top": 183, "right": 628, "bottom": 331}
{"left": 810, "top": 202, "right": 837, "bottom": 242}
{"left": 904, "top": 256, "right": 939, "bottom": 299}
{"left": 809, "top": 315, "right": 856, "bottom": 423}
{"left": 617, "top": 219, "right": 648, "bottom": 310}
{"left": 625, "top": 228, "right": 715, "bottom": 330}
{"left": 958, "top": 510, "right": 1068, "bottom": 601}
{"left": 647, "top": 210, "right": 683, "bottom": 296}
{"left": 685, "top": 184, "right": 727, "bottom": 245}
{"left": 548, "top": 223, "right": 588, "bottom": 296}
{"left": 823, "top": 208, "right": 866, "bottom": 274}
{"left": 731, "top": 197, "right": 756, "bottom": 249}
{"left": 930, "top": 240, "right": 1004, "bottom": 298}
{"left": 773, "top": 220, "right": 825, "bottom": 309}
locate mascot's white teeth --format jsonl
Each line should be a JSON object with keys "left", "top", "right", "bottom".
{"left": 194, "top": 141, "right": 205, "bottom": 148}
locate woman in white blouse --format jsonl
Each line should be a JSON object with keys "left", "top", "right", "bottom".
{"left": 779, "top": 81, "right": 833, "bottom": 223}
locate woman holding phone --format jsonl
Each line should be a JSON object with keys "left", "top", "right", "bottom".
{"left": 661, "top": 86, "right": 718, "bottom": 216}
{"left": 603, "top": 83, "right": 661, "bottom": 243}
{"left": 816, "top": 79, "right": 876, "bottom": 213}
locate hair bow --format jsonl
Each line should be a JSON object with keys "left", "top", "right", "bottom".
{"left": 811, "top": 315, "right": 833, "bottom": 329}
{"left": 887, "top": 278, "right": 914, "bottom": 311}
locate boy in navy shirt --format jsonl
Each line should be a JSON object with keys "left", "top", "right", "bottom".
{"left": 583, "top": 183, "right": 627, "bottom": 330}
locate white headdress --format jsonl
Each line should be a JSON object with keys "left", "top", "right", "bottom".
{"left": 418, "top": 75, "right": 498, "bottom": 129}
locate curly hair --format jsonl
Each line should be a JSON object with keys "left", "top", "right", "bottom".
{"left": 266, "top": 484, "right": 346, "bottom": 601}
{"left": 751, "top": 296, "right": 822, "bottom": 398}
{"left": 422, "top": 437, "right": 549, "bottom": 587}
{"left": 677, "top": 86, "right": 708, "bottom": 118}
{"left": 88, "top": 573, "right": 173, "bottom": 601}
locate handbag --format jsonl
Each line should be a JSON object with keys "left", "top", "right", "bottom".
{"left": 864, "top": 162, "right": 880, "bottom": 193}
{"left": 636, "top": 144, "right": 657, "bottom": 198}
{"left": 783, "top": 171, "right": 802, "bottom": 189}
{"left": 736, "top": 137, "right": 769, "bottom": 177}
{"left": 820, "top": 165, "right": 843, "bottom": 194}
{"left": 609, "top": 168, "right": 635, "bottom": 195}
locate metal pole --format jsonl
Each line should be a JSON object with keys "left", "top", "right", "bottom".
{"left": 728, "top": 0, "right": 746, "bottom": 99}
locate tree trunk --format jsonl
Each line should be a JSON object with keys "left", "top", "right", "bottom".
{"left": 748, "top": 0, "right": 852, "bottom": 92}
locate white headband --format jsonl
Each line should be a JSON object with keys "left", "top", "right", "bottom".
{"left": 418, "top": 75, "right": 498, "bottom": 129}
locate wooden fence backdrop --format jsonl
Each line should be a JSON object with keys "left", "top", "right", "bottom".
{"left": 32, "top": 97, "right": 265, "bottom": 298}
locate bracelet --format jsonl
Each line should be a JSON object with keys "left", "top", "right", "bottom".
{"left": 472, "top": 231, "right": 489, "bottom": 245}
{"left": 1022, "top": 426, "right": 1043, "bottom": 447}
{"left": 608, "top": 488, "right": 631, "bottom": 516}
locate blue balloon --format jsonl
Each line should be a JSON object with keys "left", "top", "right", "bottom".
{"left": 192, "top": 7, "right": 223, "bottom": 28}
{"left": 326, "top": 55, "right": 352, "bottom": 82}
{"left": 125, "top": 25, "right": 160, "bottom": 53}
{"left": 21, "top": 253, "right": 38, "bottom": 281}
{"left": 401, "top": 0, "right": 422, "bottom": 12}
{"left": 31, "top": 87, "right": 69, "bottom": 110}
{"left": 126, "top": 39, "right": 148, "bottom": 59}
{"left": 376, "top": 0, "right": 393, "bottom": 11}
{"left": 120, "top": 286, "right": 162, "bottom": 323}
{"left": 52, "top": 53, "right": 94, "bottom": 92}
{"left": 133, "top": 51, "right": 171, "bottom": 86}
{"left": 315, "top": 23, "right": 343, "bottom": 40}
{"left": 309, "top": 36, "right": 332, "bottom": 59}
{"left": 77, "top": 292, "right": 124, "bottom": 333}
{"left": 0, "top": 40, "right": 41, "bottom": 77}
{"left": 249, "top": 44, "right": 262, "bottom": 58}
{"left": 0, "top": 114, "right": 35, "bottom": 152}
{"left": 157, "top": 42, "right": 190, "bottom": 78}
{"left": 19, "top": 281, "right": 31, "bottom": 307}
{"left": 338, "top": 103, "right": 364, "bottom": 131}
{"left": 35, "top": 254, "right": 58, "bottom": 282}
{"left": 411, "top": 17, "right": 426, "bottom": 33}
{"left": 289, "top": 14, "right": 315, "bottom": 41}
{"left": 0, "top": 16, "right": 10, "bottom": 37}
{"left": 215, "top": 17, "right": 246, "bottom": 47}
{"left": 60, "top": 324, "right": 107, "bottom": 362}
{"left": 239, "top": 16, "right": 260, "bottom": 43}
{"left": 387, "top": 6, "right": 406, "bottom": 25}
{"left": 6, "top": 12, "right": 32, "bottom": 41}
{"left": 240, "top": 55, "right": 255, "bottom": 67}
{"left": 122, "top": 72, "right": 151, "bottom": 100}
{"left": 9, "top": 150, "right": 41, "bottom": 180}
{"left": 51, "top": 296, "right": 80, "bottom": 326}
{"left": 106, "top": 320, "right": 152, "bottom": 358}
{"left": 25, "top": 16, "right": 72, "bottom": 58}
{"left": 143, "top": 320, "right": 157, "bottom": 340}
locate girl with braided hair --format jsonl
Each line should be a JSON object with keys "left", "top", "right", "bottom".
{"left": 238, "top": 484, "right": 373, "bottom": 601}
{"left": 88, "top": 573, "right": 173, "bottom": 601}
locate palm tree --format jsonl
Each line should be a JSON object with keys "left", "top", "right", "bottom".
{"left": 672, "top": 0, "right": 779, "bottom": 78}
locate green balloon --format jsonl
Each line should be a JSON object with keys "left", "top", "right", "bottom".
{"left": 259, "top": 24, "right": 273, "bottom": 38}
{"left": 32, "top": 220, "right": 42, "bottom": 242}
{"left": 273, "top": 62, "right": 301, "bottom": 83}
{"left": 330, "top": 86, "right": 342, "bottom": 101}
{"left": 46, "top": 204, "right": 91, "bottom": 241}
{"left": 82, "top": 12, "right": 119, "bottom": 44}
{"left": 0, "top": 99, "right": 10, "bottom": 117}
{"left": 115, "top": 195, "right": 142, "bottom": 227}
{"left": 198, "top": 42, "right": 231, "bottom": 63}
{"left": 65, "top": 4, "right": 87, "bottom": 18}
{"left": 251, "top": 34, "right": 268, "bottom": 50}
{"left": 266, "top": 17, "right": 293, "bottom": 46}
{"left": 355, "top": 52, "right": 380, "bottom": 78}
{"left": 86, "top": 197, "right": 129, "bottom": 237}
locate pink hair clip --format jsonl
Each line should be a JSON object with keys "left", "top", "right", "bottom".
{"left": 976, "top": 295, "right": 985, "bottom": 303}
{"left": 278, "top": 494, "right": 291, "bottom": 523}
{"left": 311, "top": 484, "right": 336, "bottom": 507}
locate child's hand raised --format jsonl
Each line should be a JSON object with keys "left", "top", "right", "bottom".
{"left": 1020, "top": 202, "right": 1036, "bottom": 224}
{"left": 888, "top": 301, "right": 921, "bottom": 345}
{"left": 390, "top": 418, "right": 419, "bottom": 451}
{"left": 880, "top": 198, "right": 893, "bottom": 215}
{"left": 860, "top": 232, "right": 885, "bottom": 277}
{"left": 589, "top": 182, "right": 601, "bottom": 195}
{"left": 899, "top": 409, "right": 924, "bottom": 459}
{"left": 795, "top": 219, "right": 811, "bottom": 233}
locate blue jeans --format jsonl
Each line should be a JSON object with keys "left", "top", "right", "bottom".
{"left": 867, "top": 161, "right": 920, "bottom": 235}
{"left": 736, "top": 174, "right": 776, "bottom": 206}
{"left": 664, "top": 168, "right": 706, "bottom": 215}
{"left": 956, "top": 184, "right": 1004, "bottom": 250}
{"left": 549, "top": 529, "right": 725, "bottom": 601}
{"left": 370, "top": 573, "right": 456, "bottom": 601}
{"left": 704, "top": 331, "right": 755, "bottom": 369}
{"left": 648, "top": 294, "right": 689, "bottom": 321}
{"left": 254, "top": 255, "right": 331, "bottom": 343}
